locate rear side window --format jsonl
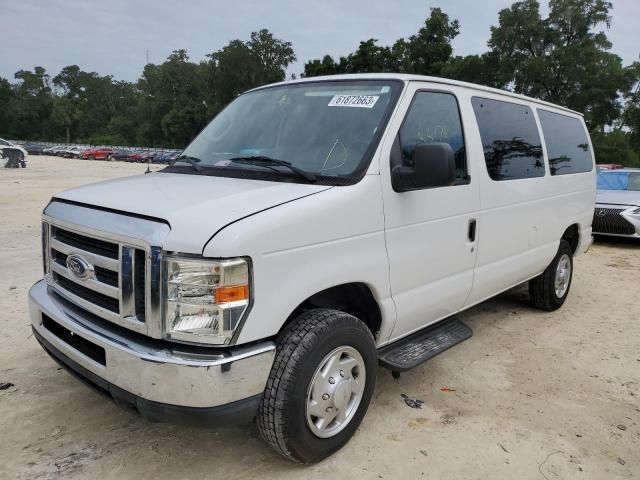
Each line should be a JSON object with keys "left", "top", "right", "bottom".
{"left": 537, "top": 109, "right": 593, "bottom": 175}
{"left": 471, "top": 97, "right": 544, "bottom": 181}
{"left": 399, "top": 91, "right": 467, "bottom": 181}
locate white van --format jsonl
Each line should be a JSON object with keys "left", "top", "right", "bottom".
{"left": 29, "top": 74, "right": 596, "bottom": 463}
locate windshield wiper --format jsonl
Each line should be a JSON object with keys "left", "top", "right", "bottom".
{"left": 171, "top": 154, "right": 203, "bottom": 172}
{"left": 228, "top": 156, "right": 317, "bottom": 182}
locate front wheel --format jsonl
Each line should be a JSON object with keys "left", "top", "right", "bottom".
{"left": 257, "top": 309, "right": 377, "bottom": 463}
{"left": 529, "top": 240, "right": 573, "bottom": 311}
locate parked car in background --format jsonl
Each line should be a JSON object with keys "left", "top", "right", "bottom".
{"left": 166, "top": 150, "right": 182, "bottom": 163}
{"left": 125, "top": 150, "right": 146, "bottom": 162}
{"left": 80, "top": 147, "right": 114, "bottom": 160}
{"left": 23, "top": 143, "right": 45, "bottom": 155}
{"left": 140, "top": 150, "right": 159, "bottom": 163}
{"left": 51, "top": 146, "right": 70, "bottom": 156}
{"left": 0, "top": 138, "right": 28, "bottom": 161}
{"left": 108, "top": 149, "right": 131, "bottom": 161}
{"left": 61, "top": 146, "right": 85, "bottom": 158}
{"left": 151, "top": 151, "right": 177, "bottom": 164}
{"left": 593, "top": 169, "right": 640, "bottom": 238}
{"left": 597, "top": 163, "right": 624, "bottom": 171}
{"left": 43, "top": 145, "right": 65, "bottom": 154}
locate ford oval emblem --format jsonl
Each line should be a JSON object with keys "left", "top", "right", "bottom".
{"left": 66, "top": 254, "right": 93, "bottom": 280}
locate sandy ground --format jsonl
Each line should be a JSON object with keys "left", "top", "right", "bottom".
{"left": 0, "top": 155, "right": 638, "bottom": 480}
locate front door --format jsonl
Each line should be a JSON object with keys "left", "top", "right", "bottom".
{"left": 380, "top": 85, "right": 480, "bottom": 342}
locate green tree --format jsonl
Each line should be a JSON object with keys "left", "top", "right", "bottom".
{"left": 622, "top": 62, "right": 640, "bottom": 154}
{"left": 487, "top": 0, "right": 632, "bottom": 131}
{"left": 247, "top": 29, "right": 297, "bottom": 84}
{"left": 0, "top": 77, "right": 12, "bottom": 135}
{"left": 304, "top": 8, "right": 460, "bottom": 77}
{"left": 591, "top": 130, "right": 639, "bottom": 167}
{"left": 396, "top": 7, "right": 460, "bottom": 75}
{"left": 9, "top": 67, "right": 52, "bottom": 139}
{"left": 440, "top": 53, "right": 504, "bottom": 87}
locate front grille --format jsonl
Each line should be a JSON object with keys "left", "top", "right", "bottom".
{"left": 53, "top": 273, "right": 120, "bottom": 313}
{"left": 46, "top": 225, "right": 148, "bottom": 332}
{"left": 592, "top": 208, "right": 636, "bottom": 236}
{"left": 53, "top": 227, "right": 119, "bottom": 259}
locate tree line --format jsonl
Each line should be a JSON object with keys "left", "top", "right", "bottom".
{"left": 1, "top": 0, "right": 639, "bottom": 166}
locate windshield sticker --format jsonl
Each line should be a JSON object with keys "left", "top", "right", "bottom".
{"left": 328, "top": 95, "right": 380, "bottom": 109}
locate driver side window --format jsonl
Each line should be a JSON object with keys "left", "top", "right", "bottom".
{"left": 398, "top": 91, "right": 468, "bottom": 181}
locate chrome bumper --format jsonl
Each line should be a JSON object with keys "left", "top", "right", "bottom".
{"left": 29, "top": 280, "right": 275, "bottom": 411}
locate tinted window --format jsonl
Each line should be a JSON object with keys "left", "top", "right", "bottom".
{"left": 399, "top": 91, "right": 467, "bottom": 181}
{"left": 472, "top": 97, "right": 544, "bottom": 181}
{"left": 537, "top": 109, "right": 593, "bottom": 175}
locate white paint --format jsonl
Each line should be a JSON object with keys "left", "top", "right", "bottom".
{"left": 49, "top": 75, "right": 597, "bottom": 347}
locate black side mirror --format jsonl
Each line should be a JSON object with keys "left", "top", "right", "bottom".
{"left": 391, "top": 143, "right": 456, "bottom": 192}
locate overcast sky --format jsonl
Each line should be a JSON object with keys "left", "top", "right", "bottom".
{"left": 1, "top": 0, "right": 638, "bottom": 83}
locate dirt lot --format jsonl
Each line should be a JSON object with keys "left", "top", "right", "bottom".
{"left": 0, "top": 156, "right": 638, "bottom": 479}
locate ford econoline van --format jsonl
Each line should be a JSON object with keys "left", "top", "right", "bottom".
{"left": 29, "top": 74, "right": 596, "bottom": 463}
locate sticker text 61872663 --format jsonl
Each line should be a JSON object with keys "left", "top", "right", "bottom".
{"left": 328, "top": 95, "right": 380, "bottom": 109}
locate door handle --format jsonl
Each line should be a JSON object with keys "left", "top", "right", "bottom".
{"left": 468, "top": 219, "right": 477, "bottom": 242}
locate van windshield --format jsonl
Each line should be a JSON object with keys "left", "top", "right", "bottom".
{"left": 163, "top": 80, "right": 402, "bottom": 184}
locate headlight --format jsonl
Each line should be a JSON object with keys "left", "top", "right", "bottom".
{"left": 632, "top": 207, "right": 640, "bottom": 215}
{"left": 164, "top": 256, "right": 250, "bottom": 345}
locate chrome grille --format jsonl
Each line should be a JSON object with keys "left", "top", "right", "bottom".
{"left": 45, "top": 225, "right": 148, "bottom": 334}
{"left": 592, "top": 208, "right": 636, "bottom": 236}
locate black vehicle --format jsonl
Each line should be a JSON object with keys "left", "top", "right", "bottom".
{"left": 108, "top": 149, "right": 132, "bottom": 161}
{"left": 23, "top": 144, "right": 45, "bottom": 155}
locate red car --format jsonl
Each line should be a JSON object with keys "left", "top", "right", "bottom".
{"left": 80, "top": 147, "right": 114, "bottom": 160}
{"left": 597, "top": 163, "right": 624, "bottom": 170}
{"left": 126, "top": 151, "right": 148, "bottom": 163}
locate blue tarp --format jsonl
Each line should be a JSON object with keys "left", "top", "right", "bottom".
{"left": 597, "top": 171, "right": 629, "bottom": 190}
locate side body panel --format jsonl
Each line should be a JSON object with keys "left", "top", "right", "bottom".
{"left": 463, "top": 88, "right": 596, "bottom": 306}
{"left": 378, "top": 83, "right": 481, "bottom": 342}
{"left": 203, "top": 175, "right": 396, "bottom": 345}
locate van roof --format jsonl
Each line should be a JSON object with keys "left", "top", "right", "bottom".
{"left": 251, "top": 73, "right": 583, "bottom": 117}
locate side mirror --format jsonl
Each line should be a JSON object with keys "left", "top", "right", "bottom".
{"left": 391, "top": 143, "right": 456, "bottom": 192}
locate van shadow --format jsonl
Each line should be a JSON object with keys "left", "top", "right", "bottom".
{"left": 592, "top": 235, "right": 640, "bottom": 250}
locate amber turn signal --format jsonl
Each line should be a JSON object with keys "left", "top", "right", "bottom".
{"left": 215, "top": 285, "right": 249, "bottom": 303}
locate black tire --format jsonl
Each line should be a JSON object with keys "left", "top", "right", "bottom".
{"left": 257, "top": 308, "right": 377, "bottom": 463}
{"left": 529, "top": 240, "right": 573, "bottom": 311}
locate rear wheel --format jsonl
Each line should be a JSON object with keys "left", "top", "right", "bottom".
{"left": 529, "top": 240, "right": 573, "bottom": 311}
{"left": 257, "top": 309, "right": 377, "bottom": 463}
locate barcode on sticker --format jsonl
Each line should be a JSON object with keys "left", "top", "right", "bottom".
{"left": 328, "top": 95, "right": 380, "bottom": 108}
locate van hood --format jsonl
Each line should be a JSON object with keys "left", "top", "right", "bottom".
{"left": 596, "top": 189, "right": 640, "bottom": 207}
{"left": 55, "top": 172, "right": 332, "bottom": 253}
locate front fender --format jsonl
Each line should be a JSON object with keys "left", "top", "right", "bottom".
{"left": 203, "top": 175, "right": 396, "bottom": 345}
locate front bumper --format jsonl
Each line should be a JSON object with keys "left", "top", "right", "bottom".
{"left": 593, "top": 204, "right": 640, "bottom": 238}
{"left": 29, "top": 280, "right": 275, "bottom": 424}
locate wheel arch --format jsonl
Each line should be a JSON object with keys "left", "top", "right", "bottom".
{"left": 561, "top": 223, "right": 580, "bottom": 255}
{"left": 280, "top": 282, "right": 383, "bottom": 340}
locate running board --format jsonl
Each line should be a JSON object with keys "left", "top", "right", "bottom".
{"left": 378, "top": 318, "right": 473, "bottom": 372}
